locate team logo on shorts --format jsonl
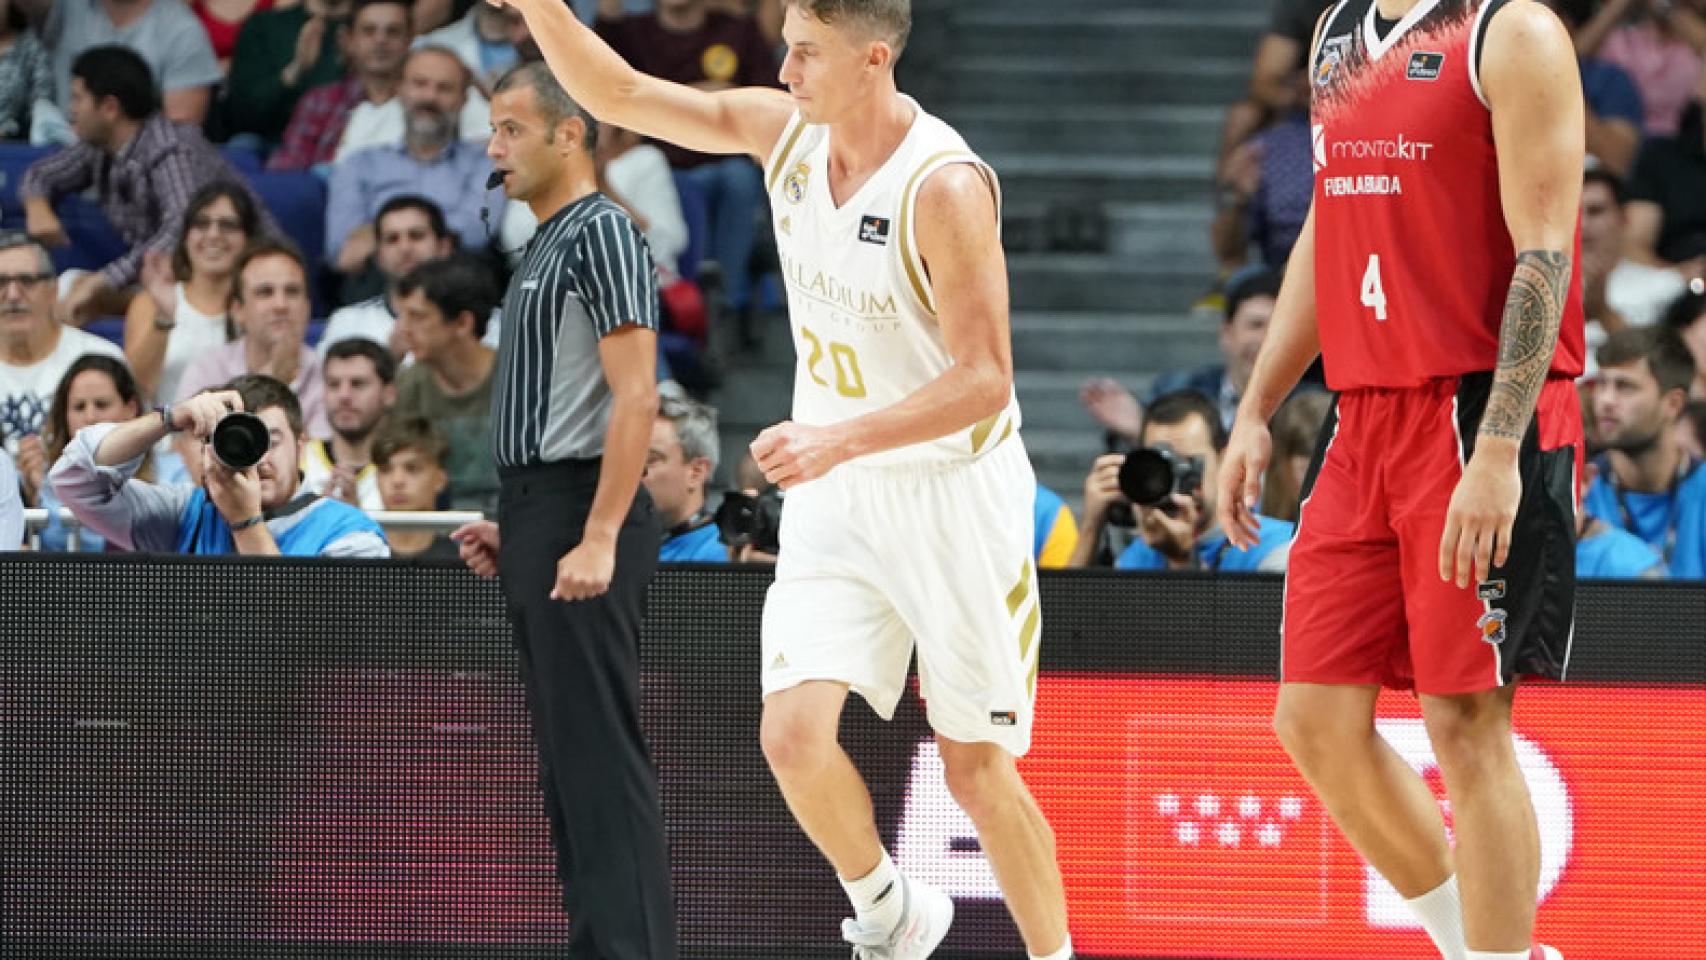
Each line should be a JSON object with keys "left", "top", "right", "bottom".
{"left": 990, "top": 711, "right": 1017, "bottom": 727}
{"left": 783, "top": 162, "right": 811, "bottom": 205}
{"left": 1477, "top": 609, "right": 1510, "bottom": 646}
{"left": 1406, "top": 51, "right": 1446, "bottom": 81}
{"left": 1477, "top": 579, "right": 1507, "bottom": 601}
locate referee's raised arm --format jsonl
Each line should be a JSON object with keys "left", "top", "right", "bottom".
{"left": 492, "top": 0, "right": 794, "bottom": 163}
{"left": 476, "top": 61, "right": 678, "bottom": 959}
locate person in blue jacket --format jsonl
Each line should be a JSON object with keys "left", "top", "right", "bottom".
{"left": 48, "top": 374, "right": 388, "bottom": 557}
{"left": 1585, "top": 327, "right": 1704, "bottom": 578}
{"left": 645, "top": 394, "right": 727, "bottom": 562}
{"left": 1073, "top": 389, "right": 1294, "bottom": 571}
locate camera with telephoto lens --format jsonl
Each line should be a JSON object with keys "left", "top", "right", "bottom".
{"left": 714, "top": 486, "right": 783, "bottom": 554}
{"left": 1116, "top": 443, "right": 1206, "bottom": 517}
{"left": 210, "top": 411, "right": 271, "bottom": 471}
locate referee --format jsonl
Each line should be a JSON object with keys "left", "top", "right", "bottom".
{"left": 452, "top": 62, "right": 675, "bottom": 959}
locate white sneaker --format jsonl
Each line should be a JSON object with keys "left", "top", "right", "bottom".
{"left": 840, "top": 876, "right": 954, "bottom": 959}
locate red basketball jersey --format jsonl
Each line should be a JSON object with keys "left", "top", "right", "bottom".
{"left": 1308, "top": 0, "right": 1585, "bottom": 390}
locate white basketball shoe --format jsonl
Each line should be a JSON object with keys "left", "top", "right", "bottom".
{"left": 839, "top": 875, "right": 954, "bottom": 960}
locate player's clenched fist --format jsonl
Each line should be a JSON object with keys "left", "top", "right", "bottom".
{"left": 750, "top": 420, "right": 850, "bottom": 489}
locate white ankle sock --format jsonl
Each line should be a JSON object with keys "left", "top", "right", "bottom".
{"left": 839, "top": 851, "right": 903, "bottom": 933}
{"left": 1404, "top": 875, "right": 1468, "bottom": 960}
{"left": 1465, "top": 951, "right": 1530, "bottom": 960}
{"left": 1029, "top": 936, "right": 1073, "bottom": 960}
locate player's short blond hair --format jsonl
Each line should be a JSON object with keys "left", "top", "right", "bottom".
{"left": 789, "top": 0, "right": 911, "bottom": 55}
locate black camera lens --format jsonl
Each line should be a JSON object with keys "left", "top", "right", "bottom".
{"left": 211, "top": 411, "right": 270, "bottom": 471}
{"left": 1119, "top": 448, "right": 1178, "bottom": 507}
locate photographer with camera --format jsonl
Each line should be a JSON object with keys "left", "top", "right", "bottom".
{"left": 48, "top": 374, "right": 389, "bottom": 557}
{"left": 1069, "top": 390, "right": 1294, "bottom": 571}
{"left": 644, "top": 395, "right": 727, "bottom": 562}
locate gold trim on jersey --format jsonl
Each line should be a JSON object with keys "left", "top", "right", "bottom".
{"left": 896, "top": 150, "right": 966, "bottom": 317}
{"left": 970, "top": 411, "right": 1002, "bottom": 454}
{"left": 766, "top": 115, "right": 809, "bottom": 195}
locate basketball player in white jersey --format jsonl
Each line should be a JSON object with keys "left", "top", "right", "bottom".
{"left": 489, "top": 1, "right": 1072, "bottom": 957}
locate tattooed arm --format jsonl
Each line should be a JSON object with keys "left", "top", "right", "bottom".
{"left": 1438, "top": 0, "right": 1584, "bottom": 588}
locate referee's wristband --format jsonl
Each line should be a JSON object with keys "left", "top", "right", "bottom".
{"left": 230, "top": 514, "right": 265, "bottom": 532}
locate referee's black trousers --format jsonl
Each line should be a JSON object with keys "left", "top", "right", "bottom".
{"left": 497, "top": 460, "right": 677, "bottom": 960}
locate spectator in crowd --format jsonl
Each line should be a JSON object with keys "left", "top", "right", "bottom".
{"left": 371, "top": 414, "right": 459, "bottom": 558}
{"left": 174, "top": 239, "right": 331, "bottom": 468}
{"left": 0, "top": 234, "right": 123, "bottom": 467}
{"left": 0, "top": 447, "right": 19, "bottom": 548}
{"left": 390, "top": 252, "right": 498, "bottom": 514}
{"left": 123, "top": 182, "right": 262, "bottom": 405}
{"left": 1545, "top": 0, "right": 1646, "bottom": 176}
{"left": 1032, "top": 483, "right": 1078, "bottom": 570}
{"left": 19, "top": 46, "right": 272, "bottom": 325}
{"left": 1071, "top": 390, "right": 1294, "bottom": 571}
{"left": 0, "top": 0, "right": 54, "bottom": 141}
{"left": 300, "top": 337, "right": 394, "bottom": 509}
{"left": 1662, "top": 280, "right": 1706, "bottom": 396}
{"left": 1581, "top": 168, "right": 1688, "bottom": 362}
{"left": 1212, "top": 68, "right": 1310, "bottom": 272}
{"left": 221, "top": 0, "right": 350, "bottom": 147}
{"left": 418, "top": 0, "right": 523, "bottom": 93}
{"left": 1574, "top": 0, "right": 1705, "bottom": 137}
{"left": 644, "top": 394, "right": 725, "bottom": 561}
{"left": 597, "top": 0, "right": 776, "bottom": 324}
{"left": 1586, "top": 327, "right": 1706, "bottom": 578}
{"left": 318, "top": 195, "right": 458, "bottom": 358}
{"left": 190, "top": 0, "right": 272, "bottom": 71}
{"left": 1082, "top": 269, "right": 1280, "bottom": 443}
{"left": 1258, "top": 388, "right": 1331, "bottom": 524}
{"left": 1577, "top": 461, "right": 1669, "bottom": 577}
{"left": 31, "top": 353, "right": 143, "bottom": 550}
{"left": 1213, "top": 0, "right": 1333, "bottom": 214}
{"left": 596, "top": 121, "right": 689, "bottom": 279}
{"left": 264, "top": 0, "right": 408, "bottom": 171}
{"left": 23, "top": 0, "right": 222, "bottom": 127}
{"left": 334, "top": 43, "right": 494, "bottom": 164}
{"left": 50, "top": 374, "right": 389, "bottom": 556}
{"left": 1626, "top": 96, "right": 1706, "bottom": 272}
{"left": 326, "top": 45, "right": 505, "bottom": 278}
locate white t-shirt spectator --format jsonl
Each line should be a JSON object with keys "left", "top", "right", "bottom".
{"left": 157, "top": 282, "right": 229, "bottom": 404}
{"left": 333, "top": 95, "right": 493, "bottom": 164}
{"left": 605, "top": 143, "right": 688, "bottom": 277}
{"left": 0, "top": 326, "right": 124, "bottom": 456}
{"left": 317, "top": 295, "right": 502, "bottom": 360}
{"left": 0, "top": 449, "right": 23, "bottom": 549}
{"left": 1610, "top": 261, "right": 1689, "bottom": 330}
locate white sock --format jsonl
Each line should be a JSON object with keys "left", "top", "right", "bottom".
{"left": 1030, "top": 936, "right": 1073, "bottom": 960}
{"left": 1405, "top": 875, "right": 1468, "bottom": 960}
{"left": 1466, "top": 952, "right": 1530, "bottom": 960}
{"left": 839, "top": 850, "right": 904, "bottom": 933}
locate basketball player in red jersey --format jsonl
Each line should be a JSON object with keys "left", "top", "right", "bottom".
{"left": 1218, "top": 0, "right": 1584, "bottom": 958}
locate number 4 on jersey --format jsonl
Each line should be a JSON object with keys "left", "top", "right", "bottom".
{"left": 1361, "top": 254, "right": 1389, "bottom": 322}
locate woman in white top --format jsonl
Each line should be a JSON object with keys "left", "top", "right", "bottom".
{"left": 123, "top": 182, "right": 261, "bottom": 404}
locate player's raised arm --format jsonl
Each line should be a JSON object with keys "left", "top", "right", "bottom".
{"left": 495, "top": 0, "right": 793, "bottom": 162}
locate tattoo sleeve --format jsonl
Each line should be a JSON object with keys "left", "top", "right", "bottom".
{"left": 1480, "top": 249, "right": 1571, "bottom": 442}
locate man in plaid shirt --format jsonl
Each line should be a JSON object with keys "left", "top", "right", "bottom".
{"left": 18, "top": 46, "right": 273, "bottom": 327}
{"left": 266, "top": 0, "right": 411, "bottom": 173}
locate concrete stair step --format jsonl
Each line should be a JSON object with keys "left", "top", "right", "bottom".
{"left": 1009, "top": 253, "right": 1218, "bottom": 312}
{"left": 954, "top": 9, "right": 1263, "bottom": 60}
{"left": 1011, "top": 311, "right": 1220, "bottom": 372}
{"left": 1002, "top": 200, "right": 1216, "bottom": 266}
{"left": 951, "top": 104, "right": 1224, "bottom": 159}
{"left": 946, "top": 56, "right": 1250, "bottom": 108}
{"left": 991, "top": 153, "right": 1214, "bottom": 205}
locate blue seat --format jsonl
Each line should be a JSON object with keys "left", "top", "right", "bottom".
{"left": 670, "top": 169, "right": 709, "bottom": 284}
{"left": 219, "top": 145, "right": 263, "bottom": 175}
{"left": 84, "top": 315, "right": 127, "bottom": 348}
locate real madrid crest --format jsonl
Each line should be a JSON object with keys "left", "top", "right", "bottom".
{"left": 783, "top": 161, "right": 810, "bottom": 205}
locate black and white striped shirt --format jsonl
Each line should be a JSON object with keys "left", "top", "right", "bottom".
{"left": 492, "top": 193, "right": 658, "bottom": 467}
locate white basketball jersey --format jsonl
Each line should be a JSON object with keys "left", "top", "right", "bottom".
{"left": 763, "top": 97, "right": 1022, "bottom": 466}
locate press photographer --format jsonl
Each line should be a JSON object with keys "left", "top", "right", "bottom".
{"left": 48, "top": 375, "right": 389, "bottom": 557}
{"left": 1069, "top": 390, "right": 1294, "bottom": 571}
{"left": 715, "top": 481, "right": 782, "bottom": 563}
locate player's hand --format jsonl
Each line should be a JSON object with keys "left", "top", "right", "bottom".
{"left": 1081, "top": 452, "right": 1127, "bottom": 524}
{"left": 451, "top": 520, "right": 501, "bottom": 577}
{"left": 551, "top": 536, "right": 615, "bottom": 602}
{"left": 1219, "top": 415, "right": 1271, "bottom": 549}
{"left": 1139, "top": 493, "right": 1201, "bottom": 566}
{"left": 750, "top": 420, "right": 849, "bottom": 489}
{"left": 1439, "top": 439, "right": 1522, "bottom": 589}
